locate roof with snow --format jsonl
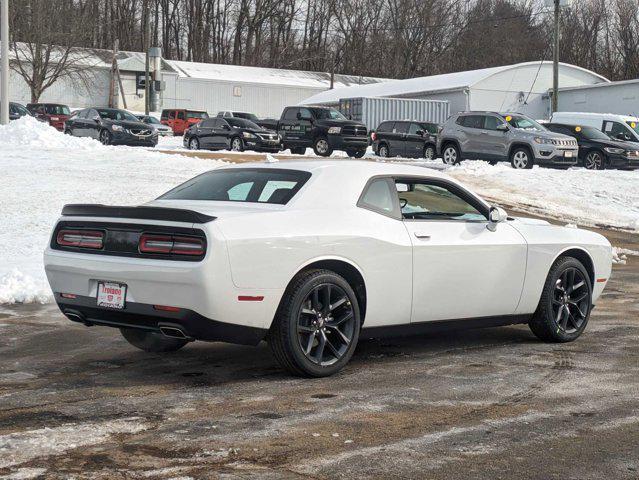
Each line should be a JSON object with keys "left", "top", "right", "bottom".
{"left": 301, "top": 61, "right": 610, "bottom": 104}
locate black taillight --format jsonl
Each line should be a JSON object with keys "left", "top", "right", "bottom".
{"left": 56, "top": 230, "right": 104, "bottom": 249}
{"left": 139, "top": 234, "right": 205, "bottom": 256}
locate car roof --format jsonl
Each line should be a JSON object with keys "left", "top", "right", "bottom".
{"left": 553, "top": 112, "right": 639, "bottom": 121}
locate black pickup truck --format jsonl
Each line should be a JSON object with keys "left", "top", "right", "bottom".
{"left": 276, "top": 106, "right": 368, "bottom": 157}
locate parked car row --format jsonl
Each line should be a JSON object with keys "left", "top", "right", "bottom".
{"left": 65, "top": 107, "right": 158, "bottom": 147}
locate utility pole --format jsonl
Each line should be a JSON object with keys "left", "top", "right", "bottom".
{"left": 552, "top": 0, "right": 560, "bottom": 114}
{"left": 1, "top": 0, "right": 9, "bottom": 125}
{"left": 108, "top": 39, "right": 119, "bottom": 108}
{"left": 144, "top": 0, "right": 150, "bottom": 115}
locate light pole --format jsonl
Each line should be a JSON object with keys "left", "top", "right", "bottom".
{"left": 552, "top": 0, "right": 560, "bottom": 113}
{"left": 1, "top": 0, "right": 9, "bottom": 125}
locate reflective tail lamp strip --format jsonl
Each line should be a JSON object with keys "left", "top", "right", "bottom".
{"left": 596, "top": 278, "right": 607, "bottom": 283}
{"left": 139, "top": 234, "right": 205, "bottom": 256}
{"left": 56, "top": 230, "right": 104, "bottom": 249}
{"left": 238, "top": 296, "right": 264, "bottom": 302}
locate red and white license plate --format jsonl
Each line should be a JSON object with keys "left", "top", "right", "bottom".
{"left": 97, "top": 282, "right": 127, "bottom": 309}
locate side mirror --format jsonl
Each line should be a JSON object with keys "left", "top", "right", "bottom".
{"left": 496, "top": 124, "right": 509, "bottom": 132}
{"left": 222, "top": 124, "right": 231, "bottom": 130}
{"left": 416, "top": 129, "right": 424, "bottom": 136}
{"left": 487, "top": 206, "right": 508, "bottom": 231}
{"left": 92, "top": 115, "right": 100, "bottom": 122}
{"left": 617, "top": 133, "right": 631, "bottom": 141}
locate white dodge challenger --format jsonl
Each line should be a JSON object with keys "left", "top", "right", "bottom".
{"left": 44, "top": 161, "right": 612, "bottom": 377}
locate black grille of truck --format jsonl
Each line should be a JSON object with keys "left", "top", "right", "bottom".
{"left": 342, "top": 125, "right": 368, "bottom": 136}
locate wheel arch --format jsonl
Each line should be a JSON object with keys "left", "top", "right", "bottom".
{"left": 552, "top": 247, "right": 595, "bottom": 286}
{"left": 440, "top": 138, "right": 461, "bottom": 152}
{"left": 276, "top": 257, "right": 368, "bottom": 326}
{"left": 508, "top": 142, "right": 534, "bottom": 158}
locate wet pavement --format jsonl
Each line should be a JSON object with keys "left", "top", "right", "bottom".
{"left": 1, "top": 221, "right": 638, "bottom": 479}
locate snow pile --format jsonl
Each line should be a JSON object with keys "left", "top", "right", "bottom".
{"left": 0, "top": 116, "right": 102, "bottom": 150}
{"left": 445, "top": 161, "right": 639, "bottom": 231}
{"left": 0, "top": 119, "right": 225, "bottom": 304}
{"left": 611, "top": 247, "right": 639, "bottom": 265}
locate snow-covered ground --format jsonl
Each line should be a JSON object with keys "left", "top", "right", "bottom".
{"left": 1, "top": 116, "right": 637, "bottom": 304}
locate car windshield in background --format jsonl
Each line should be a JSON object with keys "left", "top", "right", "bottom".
{"left": 579, "top": 126, "right": 612, "bottom": 141}
{"left": 142, "top": 116, "right": 161, "bottom": 124}
{"left": 45, "top": 105, "right": 70, "bottom": 115}
{"left": 505, "top": 115, "right": 546, "bottom": 131}
{"left": 13, "top": 104, "right": 30, "bottom": 116}
{"left": 97, "top": 109, "right": 139, "bottom": 122}
{"left": 187, "top": 111, "right": 209, "bottom": 119}
{"left": 626, "top": 121, "right": 639, "bottom": 135}
{"left": 227, "top": 118, "right": 260, "bottom": 129}
{"left": 312, "top": 108, "right": 346, "bottom": 120}
{"left": 159, "top": 169, "right": 312, "bottom": 205}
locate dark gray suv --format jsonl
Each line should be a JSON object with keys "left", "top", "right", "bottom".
{"left": 437, "top": 112, "right": 579, "bottom": 169}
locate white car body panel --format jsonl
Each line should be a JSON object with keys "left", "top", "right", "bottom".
{"left": 43, "top": 161, "right": 612, "bottom": 341}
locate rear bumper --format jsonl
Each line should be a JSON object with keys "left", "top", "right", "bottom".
{"left": 56, "top": 294, "right": 266, "bottom": 345}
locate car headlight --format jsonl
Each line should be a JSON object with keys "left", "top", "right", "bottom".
{"left": 242, "top": 132, "right": 257, "bottom": 139}
{"left": 111, "top": 125, "right": 124, "bottom": 132}
{"left": 328, "top": 126, "right": 341, "bottom": 134}
{"left": 533, "top": 137, "right": 553, "bottom": 144}
{"left": 604, "top": 147, "right": 626, "bottom": 155}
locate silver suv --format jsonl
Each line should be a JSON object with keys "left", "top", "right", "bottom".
{"left": 437, "top": 112, "right": 579, "bottom": 169}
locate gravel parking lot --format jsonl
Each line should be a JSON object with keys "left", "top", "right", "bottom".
{"left": 1, "top": 218, "right": 637, "bottom": 480}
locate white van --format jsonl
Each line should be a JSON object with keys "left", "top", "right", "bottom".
{"left": 550, "top": 112, "right": 639, "bottom": 144}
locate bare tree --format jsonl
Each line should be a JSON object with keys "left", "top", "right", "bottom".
{"left": 10, "top": 0, "right": 98, "bottom": 102}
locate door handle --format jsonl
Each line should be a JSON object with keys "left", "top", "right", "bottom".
{"left": 414, "top": 232, "right": 431, "bottom": 239}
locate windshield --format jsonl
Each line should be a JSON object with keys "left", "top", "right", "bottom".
{"left": 143, "top": 116, "right": 161, "bottom": 125}
{"left": 159, "top": 168, "right": 311, "bottom": 205}
{"left": 227, "top": 118, "right": 260, "bottom": 129}
{"left": 13, "top": 104, "right": 30, "bottom": 116}
{"left": 97, "top": 109, "right": 139, "bottom": 122}
{"left": 43, "top": 105, "right": 70, "bottom": 115}
{"left": 234, "top": 112, "right": 258, "bottom": 121}
{"left": 578, "top": 126, "right": 611, "bottom": 140}
{"left": 311, "top": 108, "right": 346, "bottom": 120}
{"left": 626, "top": 121, "right": 639, "bottom": 135}
{"left": 504, "top": 114, "right": 546, "bottom": 132}
{"left": 187, "top": 111, "right": 209, "bottom": 119}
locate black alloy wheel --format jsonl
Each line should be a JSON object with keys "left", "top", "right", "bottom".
{"left": 529, "top": 257, "right": 592, "bottom": 342}
{"left": 584, "top": 151, "right": 604, "bottom": 170}
{"left": 100, "top": 129, "right": 111, "bottom": 145}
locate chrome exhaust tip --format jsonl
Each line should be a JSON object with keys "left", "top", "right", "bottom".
{"left": 159, "top": 325, "right": 189, "bottom": 339}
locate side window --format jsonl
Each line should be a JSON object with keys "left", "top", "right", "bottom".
{"left": 199, "top": 119, "right": 214, "bottom": 128}
{"left": 227, "top": 182, "right": 254, "bottom": 201}
{"left": 161, "top": 110, "right": 168, "bottom": 120}
{"left": 462, "top": 115, "right": 484, "bottom": 129}
{"left": 394, "top": 122, "right": 409, "bottom": 134}
{"left": 88, "top": 109, "right": 99, "bottom": 119}
{"left": 168, "top": 111, "right": 175, "bottom": 120}
{"left": 483, "top": 115, "right": 503, "bottom": 130}
{"left": 377, "top": 122, "right": 393, "bottom": 133}
{"left": 395, "top": 181, "right": 486, "bottom": 221}
{"left": 359, "top": 178, "right": 397, "bottom": 217}
{"left": 408, "top": 123, "right": 422, "bottom": 135}
{"left": 177, "top": 111, "right": 186, "bottom": 120}
{"left": 283, "top": 108, "right": 298, "bottom": 120}
{"left": 299, "top": 107, "right": 312, "bottom": 120}
{"left": 604, "top": 121, "right": 632, "bottom": 140}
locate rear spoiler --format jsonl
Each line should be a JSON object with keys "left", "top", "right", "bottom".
{"left": 61, "top": 204, "right": 216, "bottom": 224}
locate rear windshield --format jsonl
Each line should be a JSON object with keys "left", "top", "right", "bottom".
{"left": 159, "top": 168, "right": 312, "bottom": 205}
{"left": 187, "top": 111, "right": 209, "bottom": 119}
{"left": 227, "top": 118, "right": 260, "bottom": 129}
{"left": 234, "top": 112, "right": 259, "bottom": 121}
{"left": 97, "top": 109, "right": 139, "bottom": 122}
{"left": 39, "top": 105, "right": 70, "bottom": 115}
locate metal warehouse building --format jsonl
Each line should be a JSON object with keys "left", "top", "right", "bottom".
{"left": 557, "top": 79, "right": 639, "bottom": 117}
{"left": 2, "top": 45, "right": 388, "bottom": 118}
{"left": 302, "top": 61, "right": 609, "bottom": 120}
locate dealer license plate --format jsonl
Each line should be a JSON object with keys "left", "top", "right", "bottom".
{"left": 97, "top": 282, "right": 127, "bottom": 309}
{"left": 564, "top": 151, "right": 573, "bottom": 157}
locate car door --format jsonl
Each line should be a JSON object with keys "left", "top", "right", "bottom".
{"left": 479, "top": 114, "right": 508, "bottom": 159}
{"left": 391, "top": 121, "right": 409, "bottom": 156}
{"left": 214, "top": 119, "right": 232, "bottom": 148}
{"left": 195, "top": 118, "right": 215, "bottom": 148}
{"left": 395, "top": 177, "right": 527, "bottom": 322}
{"left": 279, "top": 107, "right": 300, "bottom": 146}
{"left": 70, "top": 109, "right": 89, "bottom": 136}
{"left": 405, "top": 123, "right": 426, "bottom": 158}
{"left": 457, "top": 115, "right": 484, "bottom": 158}
{"left": 85, "top": 109, "right": 101, "bottom": 139}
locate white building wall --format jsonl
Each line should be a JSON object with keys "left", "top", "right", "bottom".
{"left": 167, "top": 77, "right": 326, "bottom": 118}
{"left": 4, "top": 68, "right": 110, "bottom": 107}
{"left": 403, "top": 90, "right": 469, "bottom": 115}
{"left": 470, "top": 63, "right": 606, "bottom": 120}
{"left": 558, "top": 82, "right": 639, "bottom": 117}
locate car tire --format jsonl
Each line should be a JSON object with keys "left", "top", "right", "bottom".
{"left": 442, "top": 143, "right": 460, "bottom": 165}
{"left": 510, "top": 147, "right": 534, "bottom": 169}
{"left": 584, "top": 150, "right": 605, "bottom": 170}
{"left": 99, "top": 129, "right": 111, "bottom": 146}
{"left": 378, "top": 143, "right": 390, "bottom": 158}
{"left": 347, "top": 149, "right": 366, "bottom": 158}
{"left": 120, "top": 328, "right": 189, "bottom": 353}
{"left": 268, "top": 269, "right": 361, "bottom": 377}
{"left": 528, "top": 256, "right": 592, "bottom": 343}
{"left": 313, "top": 137, "right": 333, "bottom": 157}
{"left": 424, "top": 145, "right": 436, "bottom": 160}
{"left": 231, "top": 136, "right": 244, "bottom": 152}
{"left": 188, "top": 137, "right": 200, "bottom": 150}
